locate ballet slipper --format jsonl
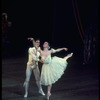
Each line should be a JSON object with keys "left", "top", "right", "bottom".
{"left": 39, "top": 89, "right": 45, "bottom": 96}
{"left": 24, "top": 92, "right": 28, "bottom": 98}
{"left": 23, "top": 81, "right": 29, "bottom": 98}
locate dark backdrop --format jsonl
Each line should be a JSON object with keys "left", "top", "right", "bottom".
{"left": 1, "top": 0, "right": 99, "bottom": 59}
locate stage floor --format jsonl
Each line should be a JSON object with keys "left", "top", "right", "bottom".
{"left": 2, "top": 56, "right": 99, "bottom": 100}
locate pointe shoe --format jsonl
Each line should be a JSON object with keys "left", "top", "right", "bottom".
{"left": 68, "top": 53, "right": 73, "bottom": 57}
{"left": 47, "top": 93, "right": 51, "bottom": 100}
{"left": 39, "top": 89, "right": 45, "bottom": 96}
{"left": 64, "top": 53, "right": 73, "bottom": 60}
{"left": 24, "top": 93, "right": 28, "bottom": 98}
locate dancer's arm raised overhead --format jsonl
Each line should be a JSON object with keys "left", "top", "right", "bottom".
{"left": 28, "top": 37, "right": 36, "bottom": 47}
{"left": 28, "top": 37, "right": 41, "bottom": 52}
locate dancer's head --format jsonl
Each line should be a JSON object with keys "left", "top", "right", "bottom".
{"left": 35, "top": 38, "right": 40, "bottom": 48}
{"left": 2, "top": 13, "right": 7, "bottom": 21}
{"left": 43, "top": 42, "right": 50, "bottom": 49}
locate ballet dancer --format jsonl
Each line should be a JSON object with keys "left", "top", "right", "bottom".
{"left": 23, "top": 38, "right": 45, "bottom": 98}
{"left": 30, "top": 38, "right": 73, "bottom": 100}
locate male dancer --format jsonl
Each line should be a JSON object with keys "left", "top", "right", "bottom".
{"left": 23, "top": 38, "right": 45, "bottom": 98}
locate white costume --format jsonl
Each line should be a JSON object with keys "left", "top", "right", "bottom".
{"left": 24, "top": 47, "right": 45, "bottom": 98}
{"left": 40, "top": 49, "right": 68, "bottom": 86}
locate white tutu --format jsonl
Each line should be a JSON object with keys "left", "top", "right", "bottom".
{"left": 40, "top": 55, "right": 68, "bottom": 86}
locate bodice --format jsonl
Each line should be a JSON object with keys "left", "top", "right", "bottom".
{"left": 41, "top": 55, "right": 51, "bottom": 64}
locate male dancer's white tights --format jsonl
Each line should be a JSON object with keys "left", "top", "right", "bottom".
{"left": 24, "top": 65, "right": 45, "bottom": 98}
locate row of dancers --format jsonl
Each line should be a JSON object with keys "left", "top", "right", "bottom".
{"left": 23, "top": 37, "right": 73, "bottom": 100}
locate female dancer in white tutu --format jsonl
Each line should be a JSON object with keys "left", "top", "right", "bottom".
{"left": 40, "top": 42, "right": 73, "bottom": 100}
{"left": 29, "top": 38, "right": 73, "bottom": 100}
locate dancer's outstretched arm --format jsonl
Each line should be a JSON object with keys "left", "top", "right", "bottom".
{"left": 51, "top": 48, "right": 68, "bottom": 53}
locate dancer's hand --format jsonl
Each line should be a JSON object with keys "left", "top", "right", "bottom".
{"left": 39, "top": 59, "right": 43, "bottom": 63}
{"left": 64, "top": 48, "right": 68, "bottom": 51}
{"left": 28, "top": 37, "right": 34, "bottom": 41}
